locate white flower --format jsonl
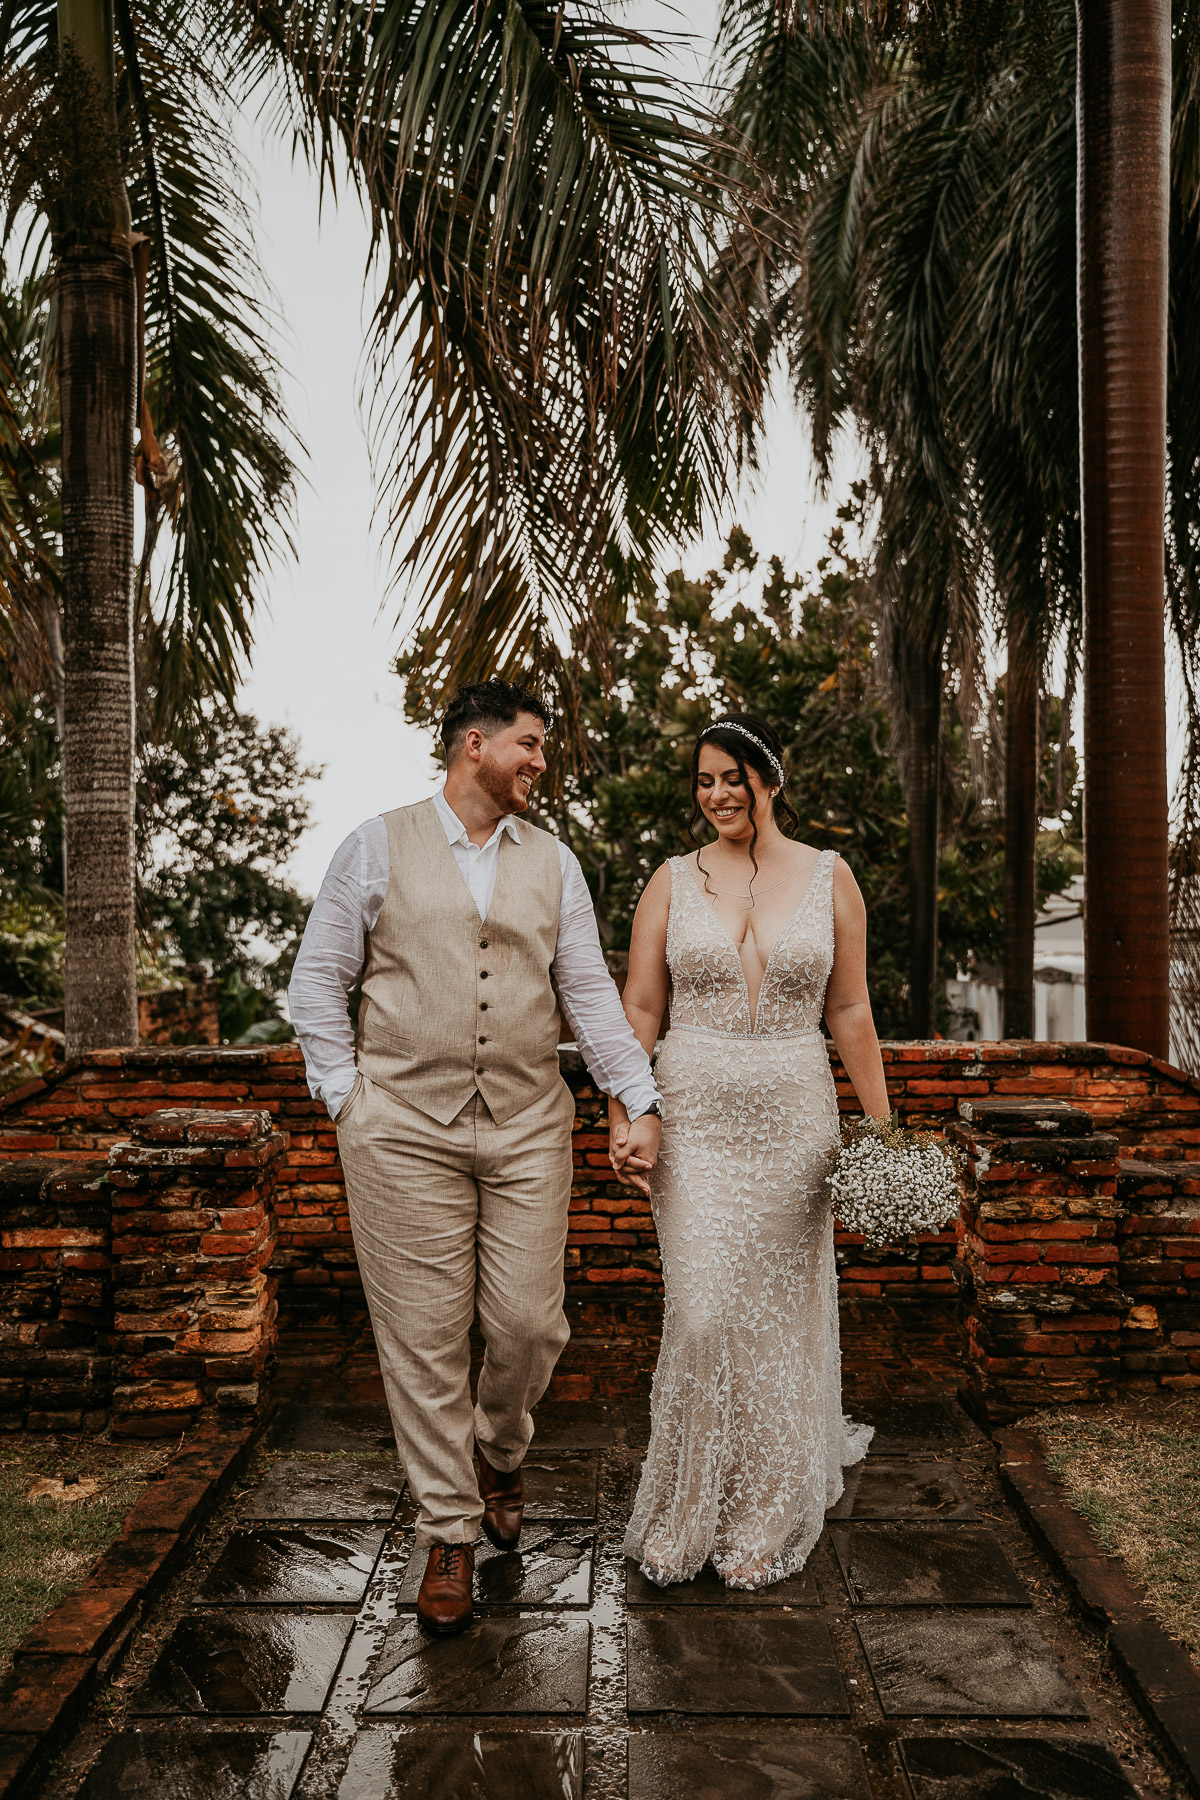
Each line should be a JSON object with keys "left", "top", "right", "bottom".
{"left": 826, "top": 1117, "right": 961, "bottom": 1249}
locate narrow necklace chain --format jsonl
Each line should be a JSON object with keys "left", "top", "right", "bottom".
{"left": 701, "top": 867, "right": 802, "bottom": 900}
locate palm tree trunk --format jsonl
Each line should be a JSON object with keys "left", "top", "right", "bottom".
{"left": 1077, "top": 0, "right": 1172, "bottom": 1056}
{"left": 57, "top": 0, "right": 139, "bottom": 1054}
{"left": 898, "top": 616, "right": 942, "bottom": 1038}
{"left": 1002, "top": 627, "right": 1039, "bottom": 1039}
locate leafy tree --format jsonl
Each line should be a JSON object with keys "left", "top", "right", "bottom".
{"left": 138, "top": 708, "right": 318, "bottom": 1038}
{"left": 0, "top": 685, "right": 315, "bottom": 1040}
{"left": 0, "top": 0, "right": 755, "bottom": 1053}
{"left": 716, "top": 0, "right": 1200, "bottom": 1049}
{"left": 402, "top": 522, "right": 1080, "bottom": 1036}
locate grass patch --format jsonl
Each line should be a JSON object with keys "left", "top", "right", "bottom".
{"left": 1029, "top": 1409, "right": 1200, "bottom": 1661}
{"left": 0, "top": 1438, "right": 172, "bottom": 1681}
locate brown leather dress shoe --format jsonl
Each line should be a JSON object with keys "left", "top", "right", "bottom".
{"left": 476, "top": 1445, "right": 525, "bottom": 1550}
{"left": 416, "top": 1542, "right": 475, "bottom": 1635}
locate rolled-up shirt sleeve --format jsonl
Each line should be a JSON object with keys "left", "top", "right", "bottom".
{"left": 288, "top": 822, "right": 388, "bottom": 1120}
{"left": 552, "top": 846, "right": 661, "bottom": 1120}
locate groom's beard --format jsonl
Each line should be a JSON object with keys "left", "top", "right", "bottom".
{"left": 478, "top": 755, "right": 533, "bottom": 815}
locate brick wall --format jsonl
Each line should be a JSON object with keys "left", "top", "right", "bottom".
{"left": 137, "top": 978, "right": 220, "bottom": 1047}
{"left": 4, "top": 1042, "right": 1200, "bottom": 1429}
{"left": 3, "top": 1040, "right": 1198, "bottom": 1329}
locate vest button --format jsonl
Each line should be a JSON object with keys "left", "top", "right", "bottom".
{"left": 478, "top": 1035, "right": 487, "bottom": 1044}
{"left": 479, "top": 939, "right": 488, "bottom": 949}
{"left": 480, "top": 1002, "right": 488, "bottom": 1011}
{"left": 480, "top": 970, "right": 489, "bottom": 979}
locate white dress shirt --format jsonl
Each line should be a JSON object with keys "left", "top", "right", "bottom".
{"left": 288, "top": 788, "right": 661, "bottom": 1123}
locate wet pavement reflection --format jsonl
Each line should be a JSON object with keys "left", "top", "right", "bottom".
{"left": 49, "top": 1394, "right": 1162, "bottom": 1799}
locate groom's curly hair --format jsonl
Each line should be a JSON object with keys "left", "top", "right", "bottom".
{"left": 439, "top": 680, "right": 554, "bottom": 762}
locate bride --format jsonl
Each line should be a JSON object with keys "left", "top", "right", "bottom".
{"left": 609, "top": 713, "right": 891, "bottom": 1589}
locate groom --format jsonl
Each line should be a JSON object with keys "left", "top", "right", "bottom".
{"left": 289, "top": 680, "right": 662, "bottom": 1634}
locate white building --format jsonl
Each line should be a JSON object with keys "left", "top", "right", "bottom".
{"left": 946, "top": 877, "right": 1085, "bottom": 1043}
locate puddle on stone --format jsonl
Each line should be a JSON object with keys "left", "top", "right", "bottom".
{"left": 395, "top": 1528, "right": 593, "bottom": 1610}
{"left": 627, "top": 1732, "right": 872, "bottom": 1799}
{"left": 239, "top": 1457, "right": 404, "bottom": 1524}
{"left": 523, "top": 1456, "right": 599, "bottom": 1522}
{"left": 77, "top": 1729, "right": 312, "bottom": 1799}
{"left": 626, "top": 1614, "right": 849, "bottom": 1716}
{"left": 625, "top": 1558, "right": 820, "bottom": 1608}
{"left": 831, "top": 1526, "right": 1029, "bottom": 1606}
{"left": 898, "top": 1735, "right": 1138, "bottom": 1798}
{"left": 529, "top": 1401, "right": 618, "bottom": 1449}
{"left": 365, "top": 1615, "right": 591, "bottom": 1715}
{"left": 858, "top": 1399, "right": 983, "bottom": 1454}
{"left": 337, "top": 1727, "right": 584, "bottom": 1798}
{"left": 827, "top": 1459, "right": 978, "bottom": 1521}
{"left": 199, "top": 1527, "right": 385, "bottom": 1605}
{"left": 132, "top": 1612, "right": 353, "bottom": 1715}
{"left": 856, "top": 1613, "right": 1088, "bottom": 1717}
{"left": 266, "top": 1402, "right": 396, "bottom": 1455}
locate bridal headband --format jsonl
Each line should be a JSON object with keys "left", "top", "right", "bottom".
{"left": 698, "top": 721, "right": 786, "bottom": 787}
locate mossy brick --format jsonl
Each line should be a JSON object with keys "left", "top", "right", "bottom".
{"left": 0, "top": 1652, "right": 97, "bottom": 1738}
{"left": 15, "top": 1587, "right": 139, "bottom": 1662}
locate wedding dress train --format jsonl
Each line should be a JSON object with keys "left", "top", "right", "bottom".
{"left": 624, "top": 849, "right": 873, "bottom": 1589}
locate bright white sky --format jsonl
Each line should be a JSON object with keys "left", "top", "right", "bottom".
{"left": 235, "top": 4, "right": 863, "bottom": 898}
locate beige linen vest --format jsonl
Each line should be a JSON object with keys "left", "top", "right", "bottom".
{"left": 356, "top": 798, "right": 565, "bottom": 1126}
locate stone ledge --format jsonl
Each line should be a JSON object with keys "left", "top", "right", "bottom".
{"left": 0, "top": 1417, "right": 263, "bottom": 1799}
{"left": 996, "top": 1426, "right": 1200, "bottom": 1794}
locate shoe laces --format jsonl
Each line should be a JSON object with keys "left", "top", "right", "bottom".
{"left": 433, "top": 1543, "right": 467, "bottom": 1577}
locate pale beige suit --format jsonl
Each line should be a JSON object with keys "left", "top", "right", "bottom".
{"left": 335, "top": 798, "right": 575, "bottom": 1545}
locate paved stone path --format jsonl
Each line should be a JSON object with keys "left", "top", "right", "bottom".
{"left": 45, "top": 1394, "right": 1188, "bottom": 1800}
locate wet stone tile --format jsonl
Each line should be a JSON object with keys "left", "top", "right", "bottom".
{"left": 239, "top": 1457, "right": 405, "bottom": 1524}
{"left": 365, "top": 1615, "right": 591, "bottom": 1714}
{"left": 858, "top": 1399, "right": 983, "bottom": 1455}
{"left": 396, "top": 1528, "right": 593, "bottom": 1609}
{"left": 622, "top": 1396, "right": 652, "bottom": 1446}
{"left": 831, "top": 1527, "right": 1029, "bottom": 1606}
{"left": 898, "top": 1735, "right": 1138, "bottom": 1798}
{"left": 856, "top": 1613, "right": 1088, "bottom": 1717}
{"left": 199, "top": 1527, "right": 385, "bottom": 1606}
{"left": 626, "top": 1614, "right": 849, "bottom": 1716}
{"left": 625, "top": 1559, "right": 820, "bottom": 1608}
{"left": 265, "top": 1402, "right": 396, "bottom": 1456}
{"left": 529, "top": 1400, "right": 618, "bottom": 1448}
{"left": 132, "top": 1611, "right": 353, "bottom": 1714}
{"left": 337, "top": 1727, "right": 583, "bottom": 1798}
{"left": 523, "top": 1456, "right": 599, "bottom": 1522}
{"left": 627, "top": 1733, "right": 872, "bottom": 1799}
{"left": 78, "top": 1729, "right": 312, "bottom": 1799}
{"left": 827, "top": 1459, "right": 978, "bottom": 1521}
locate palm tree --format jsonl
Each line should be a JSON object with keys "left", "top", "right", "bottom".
{"left": 716, "top": 1, "right": 1200, "bottom": 1050}
{"left": 1077, "top": 1, "right": 1172, "bottom": 1056}
{"left": 1, "top": 1, "right": 756, "bottom": 1052}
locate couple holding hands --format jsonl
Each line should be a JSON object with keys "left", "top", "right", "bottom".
{"left": 290, "top": 678, "right": 889, "bottom": 1635}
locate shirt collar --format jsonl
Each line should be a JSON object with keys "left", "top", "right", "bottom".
{"left": 433, "top": 786, "right": 522, "bottom": 850}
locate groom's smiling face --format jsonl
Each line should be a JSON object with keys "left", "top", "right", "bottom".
{"left": 476, "top": 712, "right": 547, "bottom": 814}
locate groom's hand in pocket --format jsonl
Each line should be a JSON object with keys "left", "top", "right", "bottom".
{"left": 610, "top": 1112, "right": 661, "bottom": 1198}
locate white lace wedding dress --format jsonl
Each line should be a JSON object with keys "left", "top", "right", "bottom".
{"left": 624, "top": 849, "right": 873, "bottom": 1589}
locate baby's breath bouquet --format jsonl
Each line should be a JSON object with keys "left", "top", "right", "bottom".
{"left": 827, "top": 1115, "right": 961, "bottom": 1248}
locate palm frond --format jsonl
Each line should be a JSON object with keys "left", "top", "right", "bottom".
{"left": 240, "top": 0, "right": 758, "bottom": 711}
{"left": 122, "top": 0, "right": 299, "bottom": 715}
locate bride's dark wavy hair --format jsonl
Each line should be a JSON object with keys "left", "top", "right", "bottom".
{"left": 688, "top": 714, "right": 800, "bottom": 906}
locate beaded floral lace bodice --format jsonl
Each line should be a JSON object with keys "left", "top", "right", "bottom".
{"left": 624, "top": 844, "right": 872, "bottom": 1591}
{"left": 666, "top": 849, "right": 837, "bottom": 1036}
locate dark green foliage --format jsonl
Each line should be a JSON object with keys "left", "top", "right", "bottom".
{"left": 516, "top": 523, "right": 1079, "bottom": 1037}
{"left": 0, "top": 692, "right": 315, "bottom": 1038}
{"left": 138, "top": 709, "right": 318, "bottom": 1038}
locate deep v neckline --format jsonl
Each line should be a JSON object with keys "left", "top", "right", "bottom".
{"left": 684, "top": 850, "right": 828, "bottom": 1033}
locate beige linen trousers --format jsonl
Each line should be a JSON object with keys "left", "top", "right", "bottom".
{"left": 336, "top": 800, "right": 576, "bottom": 1546}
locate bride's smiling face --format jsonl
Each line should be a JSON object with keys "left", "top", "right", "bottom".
{"left": 695, "top": 743, "right": 774, "bottom": 842}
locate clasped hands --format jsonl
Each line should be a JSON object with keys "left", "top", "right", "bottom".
{"left": 609, "top": 1102, "right": 662, "bottom": 1198}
